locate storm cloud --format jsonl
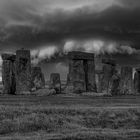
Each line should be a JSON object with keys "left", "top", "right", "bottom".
{"left": 0, "top": 0, "right": 140, "bottom": 63}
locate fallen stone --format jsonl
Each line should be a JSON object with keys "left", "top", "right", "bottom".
{"left": 34, "top": 88, "right": 56, "bottom": 96}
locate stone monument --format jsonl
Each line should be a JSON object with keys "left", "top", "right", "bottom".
{"left": 134, "top": 68, "right": 140, "bottom": 94}
{"left": 119, "top": 66, "right": 133, "bottom": 95}
{"left": 50, "top": 73, "right": 61, "bottom": 93}
{"left": 16, "top": 49, "right": 31, "bottom": 94}
{"left": 101, "top": 58, "right": 116, "bottom": 94}
{"left": 2, "top": 54, "right": 16, "bottom": 94}
{"left": 66, "top": 51, "right": 96, "bottom": 93}
{"left": 31, "top": 66, "right": 45, "bottom": 90}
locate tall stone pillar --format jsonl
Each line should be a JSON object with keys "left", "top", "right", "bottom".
{"left": 49, "top": 73, "right": 61, "bottom": 93}
{"left": 101, "top": 59, "right": 116, "bottom": 94}
{"left": 69, "top": 59, "right": 86, "bottom": 93}
{"left": 31, "top": 67, "right": 45, "bottom": 90}
{"left": 108, "top": 70, "right": 120, "bottom": 96}
{"left": 134, "top": 69, "right": 140, "bottom": 94}
{"left": 16, "top": 49, "right": 31, "bottom": 94}
{"left": 95, "top": 71, "right": 103, "bottom": 93}
{"left": 2, "top": 54, "right": 16, "bottom": 94}
{"left": 120, "top": 66, "right": 133, "bottom": 95}
{"left": 86, "top": 60, "right": 96, "bottom": 92}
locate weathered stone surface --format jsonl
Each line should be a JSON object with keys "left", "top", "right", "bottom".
{"left": 16, "top": 49, "right": 31, "bottom": 94}
{"left": 95, "top": 71, "right": 103, "bottom": 93}
{"left": 66, "top": 74, "right": 70, "bottom": 85}
{"left": 134, "top": 69, "right": 140, "bottom": 94}
{"left": 86, "top": 60, "right": 96, "bottom": 92}
{"left": 31, "top": 67, "right": 45, "bottom": 90}
{"left": 68, "top": 51, "right": 94, "bottom": 60}
{"left": 1, "top": 54, "right": 16, "bottom": 61}
{"left": 108, "top": 71, "right": 120, "bottom": 95}
{"left": 102, "top": 58, "right": 116, "bottom": 66}
{"left": 66, "top": 52, "right": 96, "bottom": 93}
{"left": 50, "top": 73, "right": 61, "bottom": 93}
{"left": 101, "top": 64, "right": 116, "bottom": 94}
{"left": 119, "top": 66, "right": 133, "bottom": 95}
{"left": 2, "top": 54, "right": 16, "bottom": 94}
{"left": 66, "top": 60, "right": 86, "bottom": 93}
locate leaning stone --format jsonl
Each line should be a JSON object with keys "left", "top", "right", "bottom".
{"left": 48, "top": 89, "right": 56, "bottom": 95}
{"left": 50, "top": 73, "right": 61, "bottom": 93}
{"left": 34, "top": 88, "right": 56, "bottom": 96}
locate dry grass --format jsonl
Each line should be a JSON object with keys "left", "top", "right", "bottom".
{"left": 0, "top": 105, "right": 139, "bottom": 139}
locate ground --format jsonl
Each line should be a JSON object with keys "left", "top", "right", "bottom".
{"left": 0, "top": 95, "right": 139, "bottom": 140}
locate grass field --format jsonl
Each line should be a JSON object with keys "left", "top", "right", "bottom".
{"left": 0, "top": 95, "right": 139, "bottom": 140}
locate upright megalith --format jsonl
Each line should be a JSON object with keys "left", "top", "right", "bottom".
{"left": 2, "top": 54, "right": 16, "bottom": 94}
{"left": 101, "top": 58, "right": 116, "bottom": 94}
{"left": 68, "top": 59, "right": 86, "bottom": 93}
{"left": 16, "top": 49, "right": 31, "bottom": 94}
{"left": 50, "top": 73, "right": 61, "bottom": 93}
{"left": 108, "top": 70, "right": 120, "bottom": 95}
{"left": 31, "top": 66, "right": 45, "bottom": 90}
{"left": 119, "top": 66, "right": 133, "bottom": 95}
{"left": 66, "top": 51, "right": 96, "bottom": 93}
{"left": 86, "top": 60, "right": 96, "bottom": 91}
{"left": 134, "top": 68, "right": 140, "bottom": 94}
{"left": 95, "top": 70, "right": 103, "bottom": 93}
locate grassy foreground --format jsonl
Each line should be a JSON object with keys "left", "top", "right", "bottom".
{"left": 0, "top": 105, "right": 139, "bottom": 140}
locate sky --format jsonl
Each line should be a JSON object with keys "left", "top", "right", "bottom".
{"left": 0, "top": 0, "right": 140, "bottom": 80}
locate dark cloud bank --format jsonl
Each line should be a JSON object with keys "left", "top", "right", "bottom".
{"left": 0, "top": 0, "right": 140, "bottom": 78}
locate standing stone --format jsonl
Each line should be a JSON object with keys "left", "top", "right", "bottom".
{"left": 86, "top": 60, "right": 97, "bottom": 92}
{"left": 119, "top": 66, "right": 133, "bottom": 95}
{"left": 31, "top": 67, "right": 45, "bottom": 90}
{"left": 108, "top": 70, "right": 120, "bottom": 96}
{"left": 66, "top": 74, "right": 70, "bottom": 85}
{"left": 50, "top": 73, "right": 61, "bottom": 93}
{"left": 101, "top": 59, "right": 116, "bottom": 94}
{"left": 16, "top": 49, "right": 31, "bottom": 94}
{"left": 2, "top": 54, "right": 16, "bottom": 94}
{"left": 134, "top": 69, "right": 140, "bottom": 94}
{"left": 95, "top": 70, "right": 103, "bottom": 93}
{"left": 66, "top": 51, "right": 96, "bottom": 93}
{"left": 69, "top": 59, "right": 86, "bottom": 93}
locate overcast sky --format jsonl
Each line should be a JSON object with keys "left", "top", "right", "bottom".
{"left": 0, "top": 0, "right": 140, "bottom": 79}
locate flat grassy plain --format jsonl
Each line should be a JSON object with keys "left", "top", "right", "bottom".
{"left": 0, "top": 95, "right": 140, "bottom": 140}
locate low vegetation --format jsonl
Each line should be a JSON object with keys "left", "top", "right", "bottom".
{"left": 0, "top": 105, "right": 139, "bottom": 140}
